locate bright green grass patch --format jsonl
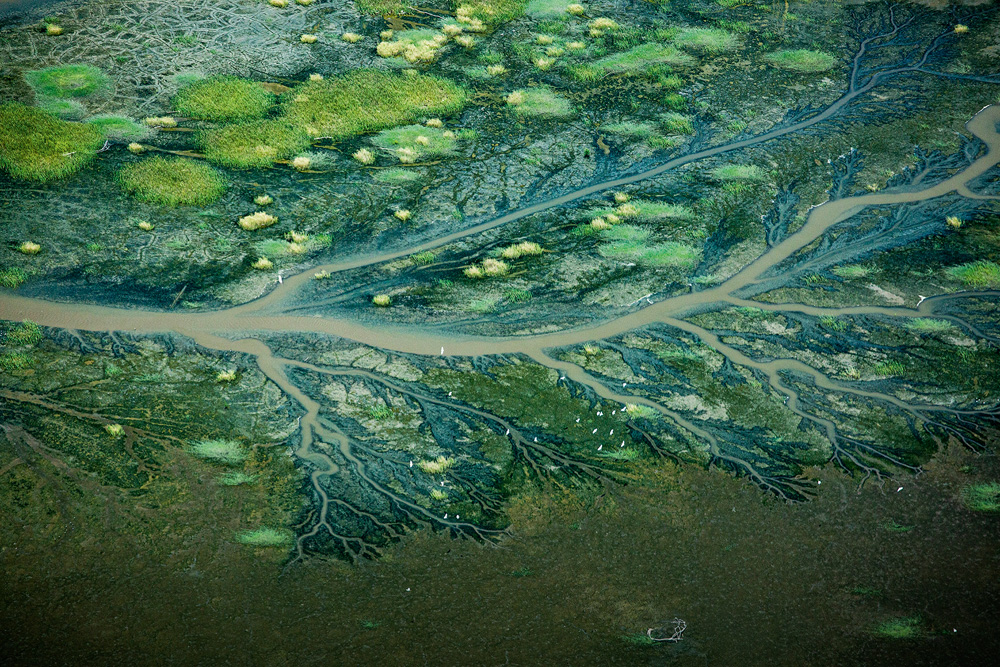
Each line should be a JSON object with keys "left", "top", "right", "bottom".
{"left": 599, "top": 240, "right": 700, "bottom": 269}
{"left": 4, "top": 320, "right": 42, "bottom": 346}
{"left": 189, "top": 438, "right": 247, "bottom": 465}
{"left": 659, "top": 111, "right": 694, "bottom": 135}
{"left": 218, "top": 471, "right": 259, "bottom": 486}
{"left": 373, "top": 167, "right": 423, "bottom": 184}
{"left": 235, "top": 527, "right": 294, "bottom": 547}
{"left": 711, "top": 164, "right": 767, "bottom": 181}
{"left": 946, "top": 260, "right": 1000, "bottom": 289}
{"left": 25, "top": 64, "right": 110, "bottom": 98}
{"left": 282, "top": 70, "right": 467, "bottom": 140}
{"left": 86, "top": 114, "right": 152, "bottom": 141}
{"left": 873, "top": 616, "right": 921, "bottom": 639}
{"left": 596, "top": 200, "right": 695, "bottom": 221}
{"left": 355, "top": 0, "right": 406, "bottom": 13}
{"left": 766, "top": 49, "right": 836, "bottom": 73}
{"left": 0, "top": 268, "right": 27, "bottom": 289}
{"left": 0, "top": 352, "right": 33, "bottom": 371}
{"left": 603, "top": 224, "right": 651, "bottom": 243}
{"left": 200, "top": 120, "right": 310, "bottom": 168}
{"left": 603, "top": 121, "right": 656, "bottom": 139}
{"left": 905, "top": 318, "right": 953, "bottom": 334}
{"left": 37, "top": 97, "right": 86, "bottom": 120}
{"left": 507, "top": 86, "right": 573, "bottom": 118}
{"left": 0, "top": 103, "right": 103, "bottom": 182}
{"left": 833, "top": 264, "right": 871, "bottom": 279}
{"left": 962, "top": 482, "right": 1000, "bottom": 512}
{"left": 174, "top": 76, "right": 276, "bottom": 122}
{"left": 525, "top": 0, "right": 569, "bottom": 17}
{"left": 598, "top": 447, "right": 640, "bottom": 461}
{"left": 371, "top": 125, "right": 458, "bottom": 162}
{"left": 118, "top": 157, "right": 225, "bottom": 206}
{"left": 589, "top": 43, "right": 695, "bottom": 75}
{"left": 455, "top": 0, "right": 528, "bottom": 26}
{"left": 674, "top": 27, "right": 739, "bottom": 54}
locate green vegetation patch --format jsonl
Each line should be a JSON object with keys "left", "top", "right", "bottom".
{"left": 603, "top": 121, "right": 656, "bottom": 139}
{"left": 659, "top": 112, "right": 694, "bottom": 135}
{"left": 711, "top": 164, "right": 768, "bottom": 181}
{"left": 0, "top": 268, "right": 27, "bottom": 289}
{"left": 766, "top": 49, "right": 837, "bottom": 73}
{"left": 37, "top": 97, "right": 86, "bottom": 120}
{"left": 189, "top": 438, "right": 248, "bottom": 465}
{"left": 86, "top": 114, "right": 152, "bottom": 141}
{"left": 599, "top": 239, "right": 701, "bottom": 269}
{"left": 282, "top": 70, "right": 467, "bottom": 140}
{"left": 118, "top": 157, "right": 225, "bottom": 206}
{"left": 674, "top": 27, "right": 739, "bottom": 54}
{"left": 355, "top": 0, "right": 405, "bottom": 13}
{"left": 0, "top": 103, "right": 103, "bottom": 182}
{"left": 961, "top": 482, "right": 1000, "bottom": 512}
{"left": 873, "top": 616, "right": 921, "bottom": 639}
{"left": 174, "top": 76, "right": 276, "bottom": 122}
{"left": 371, "top": 125, "right": 458, "bottom": 162}
{"left": 219, "top": 471, "right": 259, "bottom": 486}
{"left": 200, "top": 120, "right": 310, "bottom": 168}
{"left": 946, "top": 260, "right": 1000, "bottom": 289}
{"left": 507, "top": 86, "right": 573, "bottom": 119}
{"left": 235, "top": 527, "right": 294, "bottom": 547}
{"left": 24, "top": 64, "right": 110, "bottom": 98}
{"left": 455, "top": 0, "right": 528, "bottom": 26}
{"left": 589, "top": 43, "right": 695, "bottom": 75}
{"left": 3, "top": 321, "right": 42, "bottom": 346}
{"left": 373, "top": 167, "right": 422, "bottom": 184}
{"left": 905, "top": 318, "right": 953, "bottom": 334}
{"left": 525, "top": 0, "right": 569, "bottom": 17}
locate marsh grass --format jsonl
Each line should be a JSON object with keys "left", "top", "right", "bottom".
{"left": 0, "top": 103, "right": 103, "bottom": 182}
{"left": 3, "top": 321, "right": 42, "bottom": 346}
{"left": 372, "top": 124, "right": 458, "bottom": 162}
{"left": 905, "top": 318, "right": 953, "bottom": 334}
{"left": 0, "top": 268, "right": 27, "bottom": 288}
{"left": 506, "top": 86, "right": 573, "bottom": 118}
{"left": 189, "top": 438, "right": 247, "bottom": 465}
{"left": 86, "top": 114, "right": 151, "bottom": 141}
{"left": 174, "top": 76, "right": 275, "bottom": 121}
{"left": 711, "top": 164, "right": 767, "bottom": 182}
{"left": 766, "top": 49, "right": 836, "bottom": 73}
{"left": 118, "top": 157, "right": 225, "bottom": 206}
{"left": 456, "top": 0, "right": 527, "bottom": 27}
{"left": 946, "top": 260, "right": 1000, "bottom": 288}
{"left": 0, "top": 352, "right": 32, "bottom": 371}
{"left": 282, "top": 71, "right": 467, "bottom": 140}
{"left": 659, "top": 111, "right": 694, "bottom": 135}
{"left": 873, "top": 616, "right": 921, "bottom": 639}
{"left": 218, "top": 471, "right": 258, "bottom": 486}
{"left": 200, "top": 120, "right": 310, "bottom": 168}
{"left": 235, "top": 527, "right": 293, "bottom": 547}
{"left": 418, "top": 455, "right": 455, "bottom": 474}
{"left": 587, "top": 43, "right": 695, "bottom": 77}
{"left": 674, "top": 27, "right": 738, "bottom": 54}
{"left": 374, "top": 167, "right": 422, "bottom": 184}
{"left": 37, "top": 97, "right": 86, "bottom": 119}
{"left": 25, "top": 64, "right": 110, "bottom": 98}
{"left": 961, "top": 482, "right": 1000, "bottom": 512}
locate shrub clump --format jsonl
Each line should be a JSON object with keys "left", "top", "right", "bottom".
{"left": 173, "top": 76, "right": 276, "bottom": 122}
{"left": 0, "top": 103, "right": 103, "bottom": 182}
{"left": 506, "top": 86, "right": 573, "bottom": 119}
{"left": 765, "top": 49, "right": 836, "bottom": 73}
{"left": 118, "top": 157, "right": 225, "bottom": 206}
{"left": 238, "top": 211, "right": 277, "bottom": 231}
{"left": 24, "top": 64, "right": 110, "bottom": 98}
{"left": 200, "top": 120, "right": 310, "bottom": 168}
{"left": 282, "top": 70, "right": 467, "bottom": 140}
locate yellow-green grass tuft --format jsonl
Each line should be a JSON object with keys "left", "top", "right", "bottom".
{"left": 355, "top": 0, "right": 405, "bottom": 12}
{"left": 189, "top": 438, "right": 247, "bottom": 464}
{"left": 371, "top": 124, "right": 459, "bottom": 162}
{"left": 173, "top": 76, "right": 276, "bottom": 122}
{"left": 235, "top": 527, "right": 293, "bottom": 547}
{"left": 281, "top": 70, "right": 467, "bottom": 140}
{"left": 946, "top": 260, "right": 1000, "bottom": 289}
{"left": 765, "top": 49, "right": 836, "bottom": 73}
{"left": 962, "top": 482, "right": 1000, "bottom": 512}
{"left": 238, "top": 211, "right": 277, "bottom": 231}
{"left": 118, "top": 157, "right": 225, "bottom": 206}
{"left": 585, "top": 44, "right": 695, "bottom": 78}
{"left": 417, "top": 455, "right": 455, "bottom": 473}
{"left": 455, "top": 0, "right": 527, "bottom": 27}
{"left": 25, "top": 64, "right": 110, "bottom": 98}
{"left": 200, "top": 120, "right": 310, "bottom": 168}
{"left": 0, "top": 103, "right": 103, "bottom": 182}
{"left": 0, "top": 268, "right": 28, "bottom": 289}
{"left": 372, "top": 294, "right": 391, "bottom": 306}
{"left": 674, "top": 27, "right": 739, "bottom": 54}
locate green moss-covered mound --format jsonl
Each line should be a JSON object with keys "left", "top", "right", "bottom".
{"left": 86, "top": 114, "right": 152, "bottom": 141}
{"left": 281, "top": 70, "right": 467, "bottom": 140}
{"left": 174, "top": 76, "right": 276, "bottom": 122}
{"left": 766, "top": 49, "right": 837, "bottom": 73}
{"left": 0, "top": 103, "right": 103, "bottom": 182}
{"left": 200, "top": 120, "right": 310, "bottom": 168}
{"left": 506, "top": 86, "right": 573, "bottom": 119}
{"left": 118, "top": 157, "right": 226, "bottom": 206}
{"left": 24, "top": 64, "right": 110, "bottom": 98}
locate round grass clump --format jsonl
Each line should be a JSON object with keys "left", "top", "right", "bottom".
{"left": 25, "top": 64, "right": 110, "bottom": 98}
{"left": 200, "top": 120, "right": 310, "bottom": 169}
{"left": 173, "top": 76, "right": 276, "bottom": 122}
{"left": 0, "top": 103, "right": 103, "bottom": 182}
{"left": 371, "top": 124, "right": 459, "bottom": 163}
{"left": 506, "top": 86, "right": 574, "bottom": 119}
{"left": 765, "top": 49, "right": 836, "bottom": 73}
{"left": 674, "top": 27, "right": 739, "bottom": 54}
{"left": 86, "top": 114, "right": 152, "bottom": 141}
{"left": 118, "top": 157, "right": 225, "bottom": 206}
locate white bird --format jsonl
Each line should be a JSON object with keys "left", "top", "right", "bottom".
{"left": 533, "top": 437, "right": 538, "bottom": 442}
{"left": 505, "top": 429, "right": 510, "bottom": 435}
{"left": 916, "top": 295, "right": 927, "bottom": 306}
{"left": 592, "top": 428, "right": 598, "bottom": 434}
{"left": 620, "top": 441, "right": 625, "bottom": 447}
{"left": 610, "top": 429, "right": 614, "bottom": 435}
{"left": 623, "top": 382, "right": 627, "bottom": 387}
{"left": 597, "top": 411, "right": 603, "bottom": 416}
{"left": 448, "top": 391, "right": 452, "bottom": 396}
{"left": 598, "top": 445, "right": 603, "bottom": 451}
{"left": 278, "top": 274, "right": 283, "bottom": 284}
{"left": 441, "top": 346, "right": 444, "bottom": 355}
{"left": 409, "top": 460, "right": 413, "bottom": 468}
{"left": 456, "top": 515, "right": 460, "bottom": 519}
{"left": 612, "top": 410, "right": 616, "bottom": 415}
{"left": 576, "top": 417, "right": 580, "bottom": 423}
{"left": 444, "top": 513, "right": 448, "bottom": 519}
{"left": 440, "top": 481, "right": 445, "bottom": 486}
{"left": 897, "top": 486, "right": 903, "bottom": 492}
